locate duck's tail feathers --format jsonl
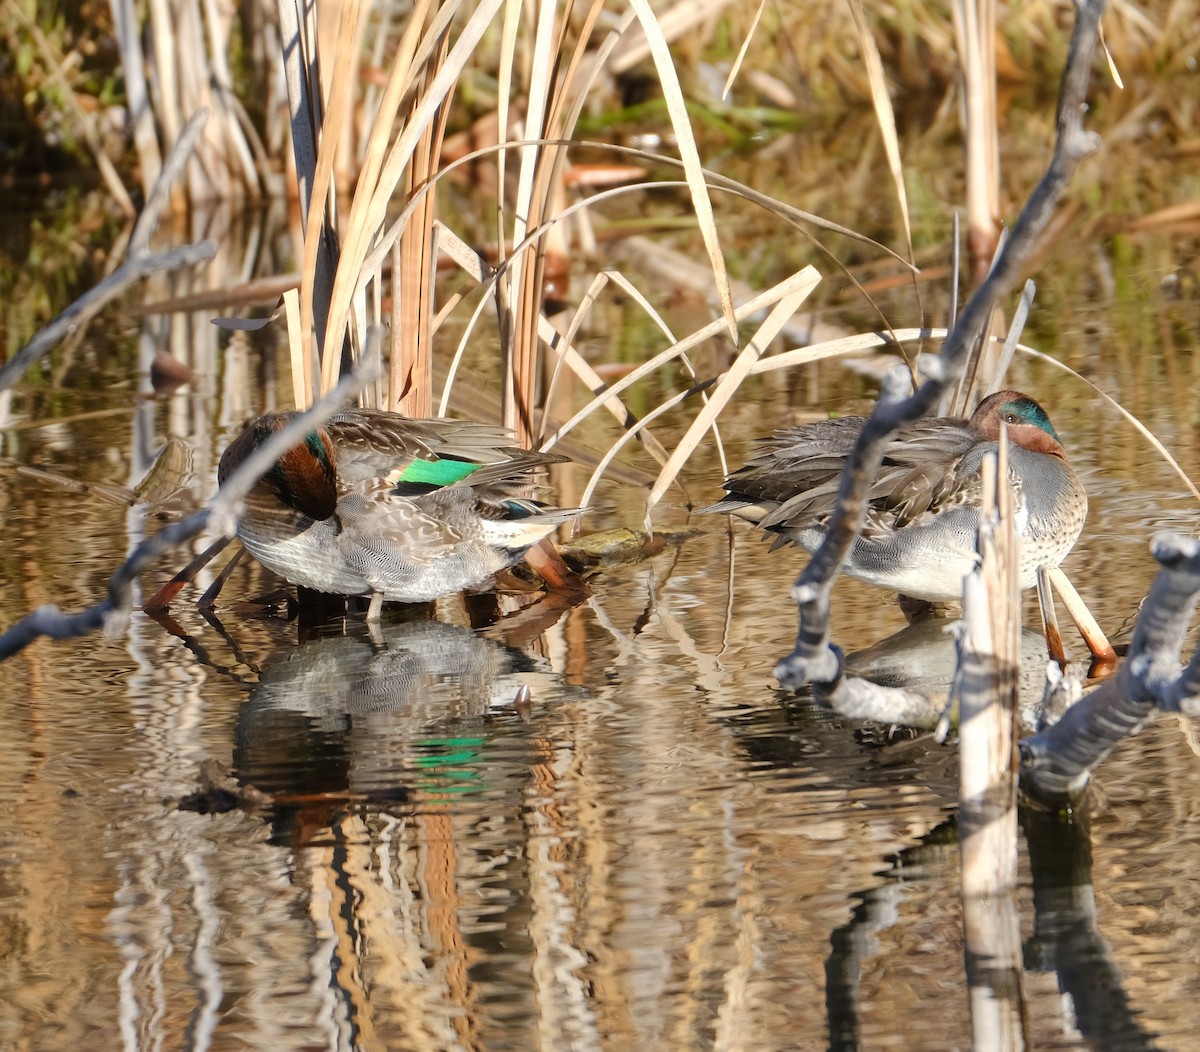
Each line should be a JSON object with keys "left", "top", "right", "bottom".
{"left": 480, "top": 506, "right": 583, "bottom": 552}
{"left": 698, "top": 497, "right": 776, "bottom": 525}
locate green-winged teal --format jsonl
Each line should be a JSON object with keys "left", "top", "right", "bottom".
{"left": 218, "top": 408, "right": 576, "bottom": 617}
{"left": 707, "top": 390, "right": 1087, "bottom": 602}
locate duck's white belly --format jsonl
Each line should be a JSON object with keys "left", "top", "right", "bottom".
{"left": 792, "top": 501, "right": 1041, "bottom": 602}
{"left": 237, "top": 516, "right": 520, "bottom": 603}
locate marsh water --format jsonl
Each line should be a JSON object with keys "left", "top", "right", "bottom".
{"left": 4, "top": 125, "right": 1200, "bottom": 1050}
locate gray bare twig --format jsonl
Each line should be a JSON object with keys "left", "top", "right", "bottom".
{"left": 1020, "top": 534, "right": 1200, "bottom": 804}
{"left": 0, "top": 363, "right": 377, "bottom": 661}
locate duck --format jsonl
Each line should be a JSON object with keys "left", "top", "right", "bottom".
{"left": 706, "top": 390, "right": 1088, "bottom": 602}
{"left": 217, "top": 408, "right": 578, "bottom": 619}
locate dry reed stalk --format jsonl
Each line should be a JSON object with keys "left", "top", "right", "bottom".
{"left": 952, "top": 0, "right": 1001, "bottom": 284}
{"left": 642, "top": 268, "right": 821, "bottom": 521}
{"left": 494, "top": 0, "right": 629, "bottom": 443}
{"left": 721, "top": 0, "right": 768, "bottom": 98}
{"left": 448, "top": 0, "right": 743, "bottom": 446}
{"left": 298, "top": 0, "right": 358, "bottom": 385}
{"left": 277, "top": 0, "right": 337, "bottom": 397}
{"left": 846, "top": 0, "right": 925, "bottom": 391}
{"left": 959, "top": 440, "right": 1026, "bottom": 1049}
{"left": 368, "top": 0, "right": 440, "bottom": 411}
{"left": 608, "top": 0, "right": 738, "bottom": 76}
{"left": 488, "top": 0, "right": 525, "bottom": 358}
{"left": 393, "top": 44, "right": 451, "bottom": 417}
{"left": 541, "top": 265, "right": 823, "bottom": 453}
{"left": 321, "top": 0, "right": 500, "bottom": 399}
{"left": 117, "top": 0, "right": 263, "bottom": 202}
{"left": 490, "top": 0, "right": 622, "bottom": 442}
{"left": 279, "top": 0, "right": 467, "bottom": 404}
{"left": 109, "top": 0, "right": 163, "bottom": 197}
{"left": 498, "top": 3, "right": 551, "bottom": 443}
{"left": 847, "top": 0, "right": 914, "bottom": 262}
{"left": 283, "top": 288, "right": 309, "bottom": 411}
{"left": 628, "top": 0, "right": 736, "bottom": 341}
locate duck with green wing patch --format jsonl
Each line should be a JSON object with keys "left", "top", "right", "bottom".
{"left": 218, "top": 409, "right": 577, "bottom": 619}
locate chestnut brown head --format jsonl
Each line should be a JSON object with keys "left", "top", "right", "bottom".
{"left": 968, "top": 390, "right": 1067, "bottom": 460}
{"left": 218, "top": 412, "right": 339, "bottom": 520}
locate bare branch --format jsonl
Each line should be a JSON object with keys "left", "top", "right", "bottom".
{"left": 774, "top": 0, "right": 1108, "bottom": 690}
{"left": 0, "top": 364, "right": 376, "bottom": 661}
{"left": 1019, "top": 534, "right": 1200, "bottom": 804}
{"left": 0, "top": 244, "right": 217, "bottom": 394}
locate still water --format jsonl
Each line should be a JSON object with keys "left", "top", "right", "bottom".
{"left": 3, "top": 179, "right": 1200, "bottom": 1050}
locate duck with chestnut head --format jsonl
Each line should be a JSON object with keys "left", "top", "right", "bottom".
{"left": 217, "top": 408, "right": 577, "bottom": 620}
{"left": 706, "top": 390, "right": 1088, "bottom": 603}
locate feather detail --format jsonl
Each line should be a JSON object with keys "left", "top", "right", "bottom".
{"left": 219, "top": 408, "right": 577, "bottom": 607}
{"left": 704, "top": 390, "right": 1087, "bottom": 601}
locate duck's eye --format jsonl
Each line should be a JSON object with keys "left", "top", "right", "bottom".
{"left": 1002, "top": 411, "right": 1020, "bottom": 425}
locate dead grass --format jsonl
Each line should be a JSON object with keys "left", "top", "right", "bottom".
{"left": 9, "top": 0, "right": 1198, "bottom": 523}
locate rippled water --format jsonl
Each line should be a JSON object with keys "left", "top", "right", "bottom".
{"left": 3, "top": 167, "right": 1200, "bottom": 1051}
{"left": 4, "top": 372, "right": 1200, "bottom": 1050}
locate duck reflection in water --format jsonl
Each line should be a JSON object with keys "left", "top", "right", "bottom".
{"left": 233, "top": 619, "right": 583, "bottom": 845}
{"left": 843, "top": 617, "right": 1069, "bottom": 733}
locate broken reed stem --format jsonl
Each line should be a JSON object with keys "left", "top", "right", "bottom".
{"left": 959, "top": 440, "right": 1026, "bottom": 1050}
{"left": 952, "top": 0, "right": 1001, "bottom": 284}
{"left": 959, "top": 441, "right": 1020, "bottom": 897}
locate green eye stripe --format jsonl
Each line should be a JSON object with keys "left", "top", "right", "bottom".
{"left": 1006, "top": 399, "right": 1060, "bottom": 442}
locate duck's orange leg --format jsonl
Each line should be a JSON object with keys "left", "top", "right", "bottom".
{"left": 1048, "top": 565, "right": 1118, "bottom": 672}
{"left": 143, "top": 535, "right": 233, "bottom": 612}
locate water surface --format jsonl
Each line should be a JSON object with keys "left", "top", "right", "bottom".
{"left": 1, "top": 147, "right": 1199, "bottom": 1051}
